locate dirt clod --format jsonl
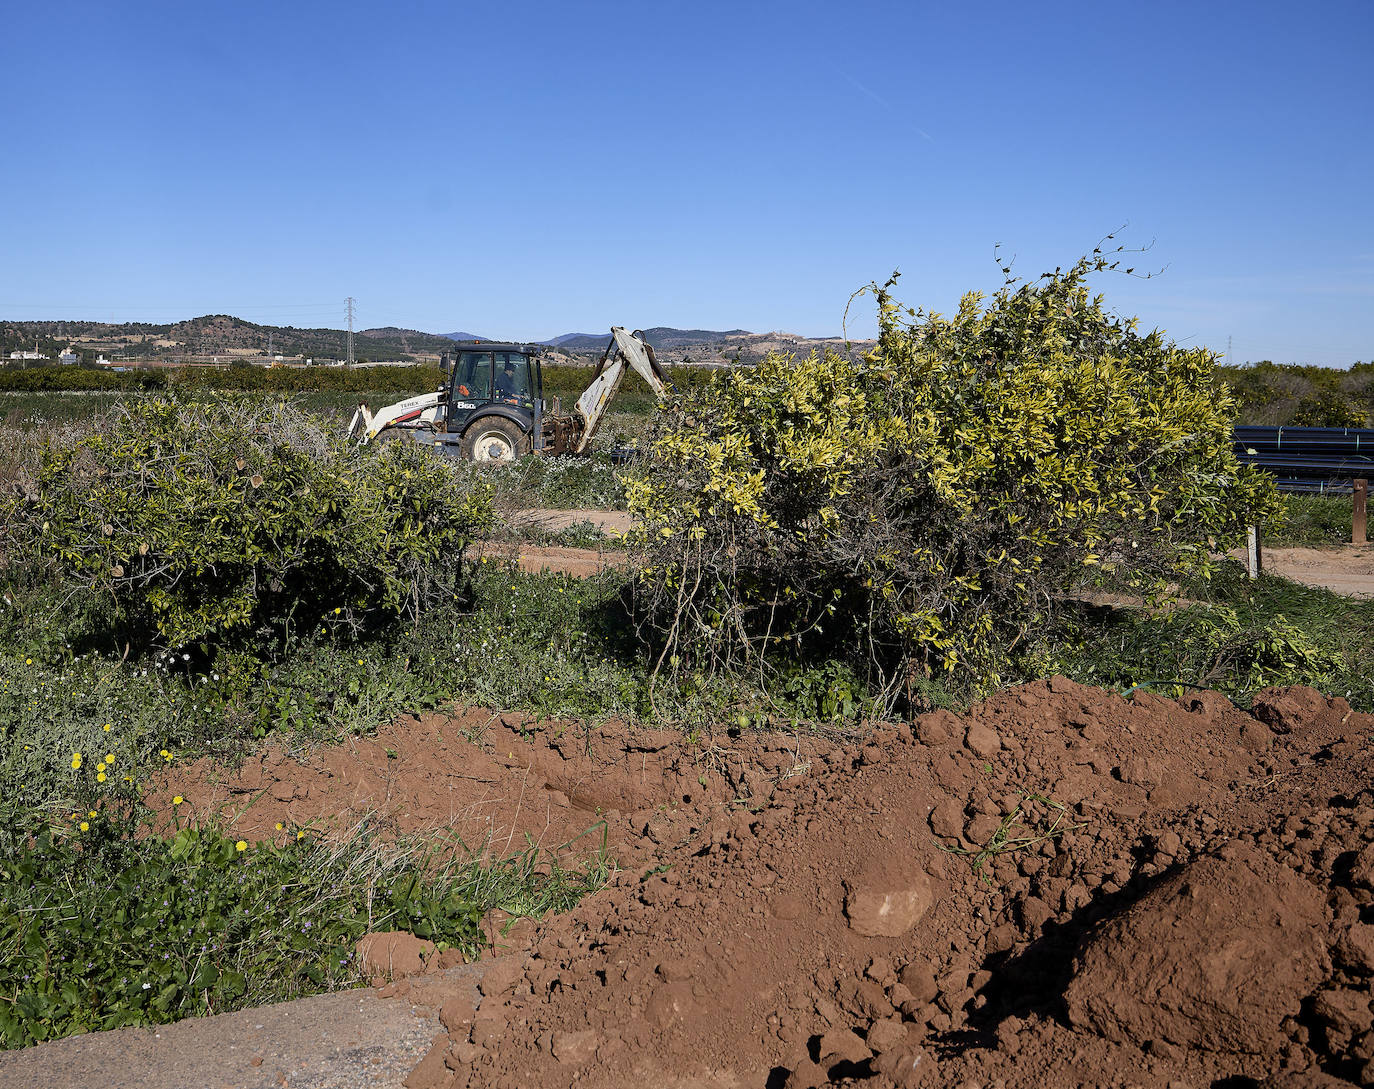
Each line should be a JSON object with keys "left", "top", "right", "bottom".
{"left": 843, "top": 858, "right": 935, "bottom": 937}
{"left": 356, "top": 932, "right": 437, "bottom": 982}
{"left": 964, "top": 721, "right": 1002, "bottom": 759}
{"left": 551, "top": 1029, "right": 599, "bottom": 1064}
{"left": 1066, "top": 842, "right": 1329, "bottom": 1055}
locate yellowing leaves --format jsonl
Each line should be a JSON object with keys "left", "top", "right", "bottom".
{"left": 628, "top": 255, "right": 1280, "bottom": 695}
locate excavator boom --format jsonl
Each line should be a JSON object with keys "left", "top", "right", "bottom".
{"left": 571, "top": 327, "right": 670, "bottom": 453}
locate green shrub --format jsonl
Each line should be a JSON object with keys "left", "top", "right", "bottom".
{"left": 4, "top": 397, "right": 492, "bottom": 649}
{"left": 0, "top": 806, "right": 606, "bottom": 1047}
{"left": 1291, "top": 391, "right": 1367, "bottom": 427}
{"left": 1026, "top": 561, "right": 1371, "bottom": 707}
{"left": 627, "top": 257, "right": 1281, "bottom": 700}
{"left": 0, "top": 367, "right": 166, "bottom": 393}
{"left": 0, "top": 364, "right": 442, "bottom": 395}
{"left": 1216, "top": 361, "right": 1374, "bottom": 426}
{"left": 174, "top": 364, "right": 442, "bottom": 394}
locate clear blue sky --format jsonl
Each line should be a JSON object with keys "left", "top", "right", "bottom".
{"left": 3, "top": 0, "right": 1371, "bottom": 363}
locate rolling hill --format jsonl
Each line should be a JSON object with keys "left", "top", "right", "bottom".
{"left": 2, "top": 317, "right": 871, "bottom": 368}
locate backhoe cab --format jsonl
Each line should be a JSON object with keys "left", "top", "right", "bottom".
{"left": 346, "top": 327, "right": 669, "bottom": 461}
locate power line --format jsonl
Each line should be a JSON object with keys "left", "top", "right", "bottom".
{"left": 345, "top": 297, "right": 356, "bottom": 365}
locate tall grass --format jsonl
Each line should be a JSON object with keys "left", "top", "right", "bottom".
{"left": 1023, "top": 560, "right": 1374, "bottom": 709}
{"left": 1269, "top": 493, "right": 1358, "bottom": 547}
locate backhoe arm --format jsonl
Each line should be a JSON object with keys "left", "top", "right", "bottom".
{"left": 572, "top": 327, "right": 670, "bottom": 454}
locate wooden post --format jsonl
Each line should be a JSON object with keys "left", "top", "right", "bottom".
{"left": 1246, "top": 525, "right": 1263, "bottom": 579}
{"left": 1355, "top": 478, "right": 1368, "bottom": 545}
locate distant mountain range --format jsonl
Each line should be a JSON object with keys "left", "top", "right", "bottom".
{"left": 530, "top": 327, "right": 754, "bottom": 352}
{"left": 440, "top": 328, "right": 755, "bottom": 352}
{"left": 2, "top": 315, "right": 869, "bottom": 367}
{"left": 539, "top": 332, "right": 601, "bottom": 348}
{"left": 1, "top": 315, "right": 458, "bottom": 364}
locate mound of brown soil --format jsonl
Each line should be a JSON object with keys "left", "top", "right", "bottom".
{"left": 158, "top": 680, "right": 1374, "bottom": 1087}
{"left": 154, "top": 708, "right": 843, "bottom": 871}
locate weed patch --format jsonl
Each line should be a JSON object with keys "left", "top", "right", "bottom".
{"left": 938, "top": 793, "right": 1086, "bottom": 885}
{"left": 1269, "top": 493, "right": 1358, "bottom": 547}
{"left": 0, "top": 809, "right": 606, "bottom": 1048}
{"left": 465, "top": 453, "right": 626, "bottom": 511}
{"left": 1025, "top": 561, "right": 1374, "bottom": 709}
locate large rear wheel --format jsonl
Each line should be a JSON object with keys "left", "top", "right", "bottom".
{"left": 461, "top": 417, "right": 530, "bottom": 462}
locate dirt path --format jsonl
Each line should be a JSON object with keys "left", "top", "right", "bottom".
{"left": 503, "top": 509, "right": 632, "bottom": 536}
{"left": 1240, "top": 542, "right": 1374, "bottom": 597}
{"left": 501, "top": 540, "right": 1374, "bottom": 589}
{"left": 476, "top": 540, "right": 627, "bottom": 577}
{"left": 482, "top": 508, "right": 633, "bottom": 576}
{"left": 0, "top": 966, "right": 481, "bottom": 1089}
{"left": 493, "top": 515, "right": 1374, "bottom": 592}
{"left": 511, "top": 544, "right": 627, "bottom": 577}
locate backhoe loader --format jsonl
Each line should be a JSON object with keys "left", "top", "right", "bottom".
{"left": 346, "top": 327, "right": 668, "bottom": 461}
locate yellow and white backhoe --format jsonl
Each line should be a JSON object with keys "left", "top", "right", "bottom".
{"left": 347, "top": 327, "right": 668, "bottom": 461}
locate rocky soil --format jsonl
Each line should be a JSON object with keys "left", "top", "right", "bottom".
{"left": 152, "top": 678, "right": 1374, "bottom": 1088}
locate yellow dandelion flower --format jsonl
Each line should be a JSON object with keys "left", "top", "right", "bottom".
{"left": 334, "top": 607, "right": 342, "bottom": 614}
{"left": 79, "top": 821, "right": 89, "bottom": 832}
{"left": 96, "top": 763, "right": 106, "bottom": 773}
{"left": 71, "top": 753, "right": 83, "bottom": 769}
{"left": 97, "top": 772, "right": 107, "bottom": 783}
{"left": 88, "top": 810, "right": 96, "bottom": 818}
{"left": 235, "top": 840, "right": 247, "bottom": 852}
{"left": 105, "top": 753, "right": 115, "bottom": 764}
{"left": 103, "top": 723, "right": 112, "bottom": 732}
{"left": 275, "top": 822, "right": 284, "bottom": 831}
{"left": 296, "top": 830, "right": 304, "bottom": 840}
{"left": 173, "top": 795, "right": 184, "bottom": 805}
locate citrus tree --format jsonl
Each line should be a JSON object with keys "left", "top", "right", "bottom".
{"left": 627, "top": 257, "right": 1280, "bottom": 702}
{"left": 5, "top": 397, "right": 492, "bottom": 649}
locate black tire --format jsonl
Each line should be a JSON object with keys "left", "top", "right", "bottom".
{"left": 461, "top": 417, "right": 530, "bottom": 462}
